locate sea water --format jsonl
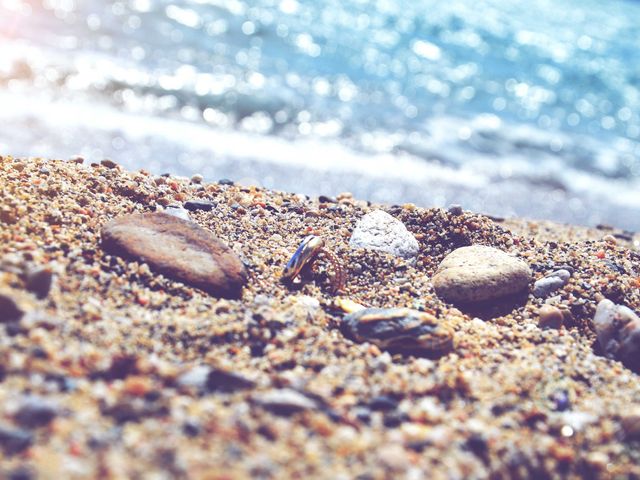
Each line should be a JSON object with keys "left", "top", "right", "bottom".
{"left": 1, "top": 0, "right": 639, "bottom": 229}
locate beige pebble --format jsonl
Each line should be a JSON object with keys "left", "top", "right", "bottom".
{"left": 538, "top": 305, "right": 564, "bottom": 329}
{"left": 432, "top": 245, "right": 532, "bottom": 304}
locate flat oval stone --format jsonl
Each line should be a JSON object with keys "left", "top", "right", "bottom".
{"left": 101, "top": 212, "right": 247, "bottom": 298}
{"left": 432, "top": 245, "right": 531, "bottom": 304}
{"left": 341, "top": 307, "right": 454, "bottom": 357}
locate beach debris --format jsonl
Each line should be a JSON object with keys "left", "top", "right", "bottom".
{"left": 282, "top": 235, "right": 345, "bottom": 293}
{"left": 538, "top": 305, "right": 564, "bottom": 329}
{"left": 432, "top": 245, "right": 531, "bottom": 304}
{"left": 349, "top": 210, "right": 419, "bottom": 260}
{"left": 101, "top": 212, "right": 247, "bottom": 298}
{"left": 593, "top": 299, "right": 640, "bottom": 372}
{"left": 341, "top": 307, "right": 454, "bottom": 357}
{"left": 254, "top": 389, "right": 319, "bottom": 415}
{"left": 533, "top": 269, "right": 571, "bottom": 298}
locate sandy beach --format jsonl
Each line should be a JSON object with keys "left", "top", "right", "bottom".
{"left": 1, "top": 155, "right": 639, "bottom": 479}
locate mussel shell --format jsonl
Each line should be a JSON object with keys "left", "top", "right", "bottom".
{"left": 341, "top": 307, "right": 453, "bottom": 357}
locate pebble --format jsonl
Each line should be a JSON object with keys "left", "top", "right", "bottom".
{"left": 101, "top": 212, "right": 247, "bottom": 298}
{"left": 184, "top": 200, "right": 215, "bottom": 212}
{"left": 620, "top": 407, "right": 640, "bottom": 439}
{"left": 68, "top": 155, "right": 84, "bottom": 164}
{"left": 0, "top": 291, "right": 24, "bottom": 323}
{"left": 0, "top": 425, "right": 33, "bottom": 454}
{"left": 533, "top": 269, "right": 571, "bottom": 298}
{"left": 100, "top": 159, "right": 118, "bottom": 169}
{"left": 177, "top": 366, "right": 255, "bottom": 393}
{"left": 538, "top": 305, "right": 564, "bottom": 329}
{"left": 593, "top": 299, "right": 640, "bottom": 372}
{"left": 341, "top": 307, "right": 454, "bottom": 357}
{"left": 349, "top": 210, "right": 419, "bottom": 260}
{"left": 432, "top": 245, "right": 532, "bottom": 304}
{"left": 14, "top": 397, "right": 59, "bottom": 428}
{"left": 447, "top": 204, "right": 463, "bottom": 216}
{"left": 254, "top": 389, "right": 318, "bottom": 415}
{"left": 190, "top": 174, "right": 204, "bottom": 184}
{"left": 163, "top": 205, "right": 191, "bottom": 222}
{"left": 24, "top": 266, "right": 54, "bottom": 299}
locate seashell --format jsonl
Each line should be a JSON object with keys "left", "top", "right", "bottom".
{"left": 341, "top": 307, "right": 454, "bottom": 357}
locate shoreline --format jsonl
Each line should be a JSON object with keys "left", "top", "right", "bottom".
{"left": 1, "top": 155, "right": 639, "bottom": 478}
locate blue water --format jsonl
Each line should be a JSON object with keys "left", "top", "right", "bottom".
{"left": 1, "top": 0, "right": 639, "bottom": 229}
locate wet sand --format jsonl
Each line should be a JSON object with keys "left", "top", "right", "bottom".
{"left": 1, "top": 155, "right": 639, "bottom": 479}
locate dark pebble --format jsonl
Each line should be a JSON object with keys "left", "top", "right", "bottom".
{"left": 182, "top": 420, "right": 201, "bottom": 437}
{"left": 8, "top": 466, "right": 34, "bottom": 480}
{"left": 318, "top": 195, "right": 336, "bottom": 203}
{"left": 184, "top": 200, "right": 215, "bottom": 212}
{"left": 465, "top": 433, "right": 489, "bottom": 460}
{"left": 103, "top": 398, "right": 169, "bottom": 424}
{"left": 613, "top": 232, "right": 634, "bottom": 242}
{"left": 207, "top": 368, "right": 255, "bottom": 392}
{"left": 14, "top": 397, "right": 59, "bottom": 428}
{"left": 97, "top": 355, "right": 139, "bottom": 381}
{"left": 0, "top": 293, "right": 23, "bottom": 323}
{"left": 383, "top": 411, "right": 408, "bottom": 428}
{"left": 0, "top": 426, "right": 33, "bottom": 454}
{"left": 448, "top": 204, "right": 463, "bottom": 216}
{"left": 352, "top": 407, "right": 372, "bottom": 424}
{"left": 100, "top": 159, "right": 118, "bottom": 169}
{"left": 218, "top": 178, "right": 234, "bottom": 185}
{"left": 24, "top": 267, "right": 53, "bottom": 299}
{"left": 368, "top": 395, "right": 399, "bottom": 411}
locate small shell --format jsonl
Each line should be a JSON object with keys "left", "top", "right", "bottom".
{"left": 341, "top": 307, "right": 454, "bottom": 357}
{"left": 282, "top": 236, "right": 325, "bottom": 281}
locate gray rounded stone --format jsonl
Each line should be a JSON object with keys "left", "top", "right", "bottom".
{"left": 593, "top": 299, "right": 640, "bottom": 372}
{"left": 533, "top": 269, "right": 571, "bottom": 298}
{"left": 349, "top": 210, "right": 419, "bottom": 260}
{"left": 432, "top": 245, "right": 532, "bottom": 304}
